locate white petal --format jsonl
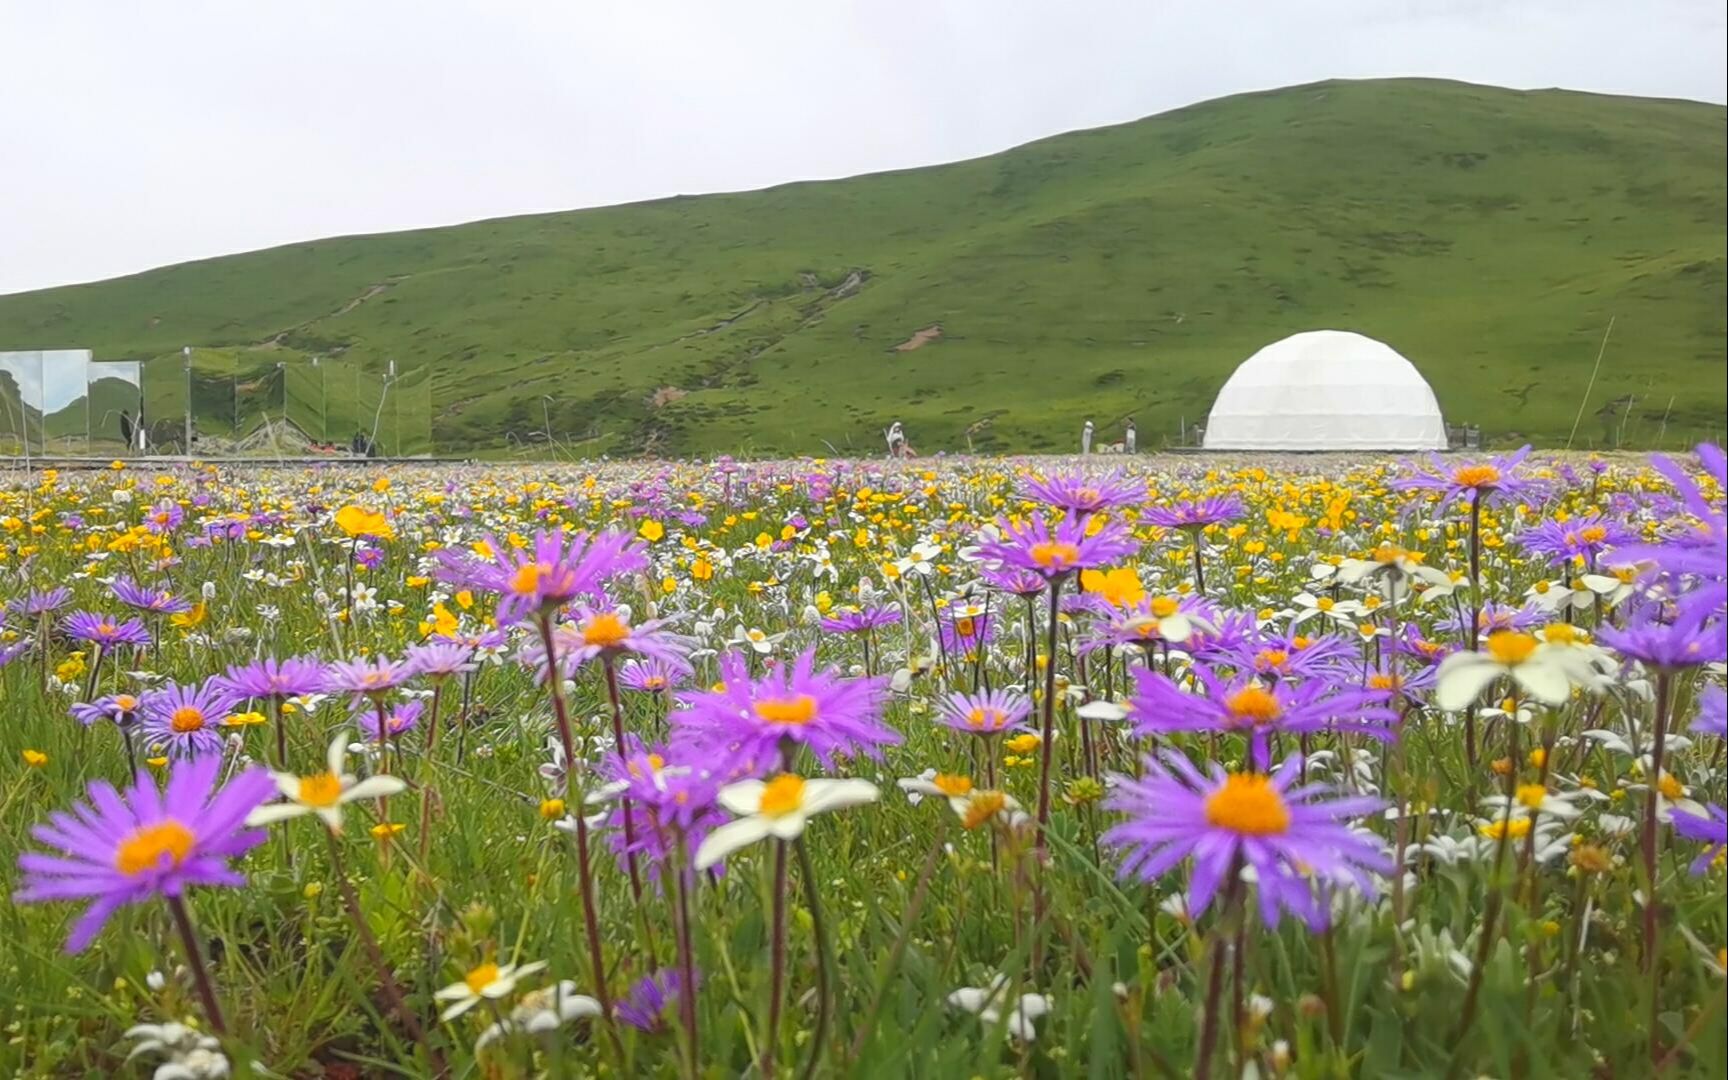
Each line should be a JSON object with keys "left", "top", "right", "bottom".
{"left": 326, "top": 731, "right": 349, "bottom": 777}
{"left": 245, "top": 803, "right": 310, "bottom": 827}
{"left": 798, "top": 778, "right": 881, "bottom": 816}
{"left": 767, "top": 811, "right": 812, "bottom": 839}
{"left": 947, "top": 986, "right": 993, "bottom": 1014}
{"left": 1076, "top": 700, "right": 1128, "bottom": 721}
{"left": 1160, "top": 614, "right": 1194, "bottom": 642}
{"left": 1511, "top": 660, "right": 1572, "bottom": 705}
{"left": 439, "top": 995, "right": 481, "bottom": 1021}
{"left": 694, "top": 815, "right": 774, "bottom": 870}
{"left": 342, "top": 775, "right": 409, "bottom": 802}
{"left": 1435, "top": 655, "right": 1503, "bottom": 712}
{"left": 1006, "top": 1008, "right": 1042, "bottom": 1042}
{"left": 1017, "top": 993, "right": 1052, "bottom": 1020}
{"left": 717, "top": 780, "right": 766, "bottom": 816}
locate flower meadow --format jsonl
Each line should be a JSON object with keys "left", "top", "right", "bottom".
{"left": 1, "top": 449, "right": 1723, "bottom": 1079}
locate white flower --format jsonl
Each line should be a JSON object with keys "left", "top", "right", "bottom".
{"left": 694, "top": 774, "right": 880, "bottom": 870}
{"left": 1335, "top": 546, "right": 1451, "bottom": 599}
{"left": 245, "top": 731, "right": 408, "bottom": 832}
{"left": 1433, "top": 631, "right": 1591, "bottom": 712}
{"left": 1289, "top": 591, "right": 1365, "bottom": 629}
{"left": 947, "top": 974, "right": 1052, "bottom": 1042}
{"left": 435, "top": 959, "right": 550, "bottom": 1021}
{"left": 475, "top": 980, "right": 603, "bottom": 1049}
{"left": 125, "top": 1023, "right": 230, "bottom": 1080}
{"left": 893, "top": 540, "right": 943, "bottom": 578}
{"left": 729, "top": 624, "right": 786, "bottom": 654}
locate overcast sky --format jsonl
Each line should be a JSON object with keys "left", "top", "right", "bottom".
{"left": 3, "top": 0, "right": 1722, "bottom": 296}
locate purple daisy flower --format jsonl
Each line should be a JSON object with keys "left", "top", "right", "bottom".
{"left": 138, "top": 680, "right": 237, "bottom": 759}
{"left": 979, "top": 565, "right": 1050, "bottom": 598}
{"left": 323, "top": 655, "right": 412, "bottom": 700}
{"left": 1518, "top": 512, "right": 1639, "bottom": 567}
{"left": 8, "top": 587, "right": 72, "bottom": 619}
{"left": 1693, "top": 685, "right": 1726, "bottom": 738}
{"left": 615, "top": 969, "right": 699, "bottom": 1033}
{"left": 61, "top": 611, "right": 152, "bottom": 649}
{"left": 1392, "top": 445, "right": 1533, "bottom": 508}
{"left": 1437, "top": 601, "right": 1546, "bottom": 638}
{"left": 1128, "top": 666, "right": 1398, "bottom": 769}
{"left": 70, "top": 692, "right": 146, "bottom": 729}
{"left": 1102, "top": 752, "right": 1389, "bottom": 929}
{"left": 1016, "top": 470, "right": 1145, "bottom": 518}
{"left": 1671, "top": 803, "right": 1725, "bottom": 877}
{"left": 937, "top": 688, "right": 1033, "bottom": 737}
{"left": 435, "top": 528, "right": 647, "bottom": 627}
{"left": 974, "top": 514, "right": 1138, "bottom": 583}
{"left": 1597, "top": 601, "right": 1727, "bottom": 671}
{"left": 1228, "top": 632, "right": 1358, "bottom": 682}
{"left": 938, "top": 603, "right": 996, "bottom": 657}
{"left": 592, "top": 741, "right": 727, "bottom": 876}
{"left": 13, "top": 754, "right": 273, "bottom": 952}
{"left": 1613, "top": 444, "right": 1726, "bottom": 616}
{"left": 1, "top": 639, "right": 32, "bottom": 669}
{"left": 524, "top": 606, "right": 693, "bottom": 678}
{"left": 617, "top": 656, "right": 693, "bottom": 694}
{"left": 110, "top": 577, "right": 193, "bottom": 617}
{"left": 1142, "top": 494, "right": 1245, "bottom": 532}
{"left": 405, "top": 641, "right": 479, "bottom": 680}
{"left": 818, "top": 606, "right": 903, "bottom": 635}
{"left": 215, "top": 655, "right": 328, "bottom": 701}
{"left": 356, "top": 699, "right": 423, "bottom": 740}
{"left": 675, "top": 649, "right": 898, "bottom": 772}
{"left": 143, "top": 499, "right": 184, "bottom": 534}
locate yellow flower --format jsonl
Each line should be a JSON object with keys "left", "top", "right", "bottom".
{"left": 370, "top": 822, "right": 407, "bottom": 841}
{"left": 22, "top": 749, "right": 48, "bottom": 767}
{"left": 1004, "top": 733, "right": 1042, "bottom": 755}
{"left": 223, "top": 711, "right": 268, "bottom": 728}
{"left": 170, "top": 602, "right": 207, "bottom": 630}
{"left": 539, "top": 798, "right": 566, "bottom": 820}
{"left": 639, "top": 519, "right": 665, "bottom": 542}
{"left": 372, "top": 476, "right": 392, "bottom": 494}
{"left": 335, "top": 505, "right": 394, "bottom": 539}
{"left": 146, "top": 756, "right": 169, "bottom": 769}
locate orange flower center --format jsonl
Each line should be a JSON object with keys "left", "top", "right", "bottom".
{"left": 1452, "top": 464, "right": 1501, "bottom": 488}
{"left": 170, "top": 706, "right": 206, "bottom": 733}
{"left": 1579, "top": 525, "right": 1606, "bottom": 544}
{"left": 1029, "top": 541, "right": 1081, "bottom": 570}
{"left": 114, "top": 819, "right": 196, "bottom": 875}
{"left": 509, "top": 563, "right": 543, "bottom": 596}
{"left": 759, "top": 774, "right": 806, "bottom": 817}
{"left": 1225, "top": 685, "right": 1282, "bottom": 726}
{"left": 1150, "top": 596, "right": 1179, "bottom": 618}
{"left": 297, "top": 772, "right": 343, "bottom": 808}
{"left": 962, "top": 791, "right": 1009, "bottom": 830}
{"left": 464, "top": 962, "right": 501, "bottom": 994}
{"left": 1486, "top": 631, "right": 1538, "bottom": 666}
{"left": 581, "top": 610, "right": 632, "bottom": 648}
{"left": 754, "top": 695, "right": 819, "bottom": 725}
{"left": 1256, "top": 649, "right": 1290, "bottom": 670}
{"left": 933, "top": 773, "right": 973, "bottom": 798}
{"left": 1368, "top": 673, "right": 1404, "bottom": 690}
{"left": 1204, "top": 774, "right": 1290, "bottom": 836}
{"left": 966, "top": 706, "right": 1005, "bottom": 730}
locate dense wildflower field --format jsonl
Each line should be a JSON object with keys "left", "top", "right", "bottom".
{"left": 1, "top": 449, "right": 1723, "bottom": 1079}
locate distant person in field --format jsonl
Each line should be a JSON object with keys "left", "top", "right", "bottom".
{"left": 1081, "top": 419, "right": 1094, "bottom": 455}
{"left": 886, "top": 421, "right": 907, "bottom": 459}
{"left": 1124, "top": 417, "right": 1137, "bottom": 454}
{"left": 118, "top": 411, "right": 134, "bottom": 448}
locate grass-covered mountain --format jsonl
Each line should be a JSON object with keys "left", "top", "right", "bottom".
{"left": 1, "top": 78, "right": 1722, "bottom": 456}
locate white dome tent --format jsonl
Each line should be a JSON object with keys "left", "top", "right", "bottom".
{"left": 1201, "top": 330, "right": 1447, "bottom": 451}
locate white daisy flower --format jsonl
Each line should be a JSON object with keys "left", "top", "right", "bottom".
{"left": 694, "top": 774, "right": 880, "bottom": 870}
{"left": 245, "top": 731, "right": 407, "bottom": 832}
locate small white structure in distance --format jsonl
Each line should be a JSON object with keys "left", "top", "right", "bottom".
{"left": 1202, "top": 330, "right": 1447, "bottom": 451}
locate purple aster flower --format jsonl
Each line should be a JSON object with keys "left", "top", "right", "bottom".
{"left": 215, "top": 655, "right": 328, "bottom": 701}
{"left": 143, "top": 499, "right": 184, "bottom": 533}
{"left": 323, "top": 655, "right": 412, "bottom": 700}
{"left": 1227, "top": 632, "right": 1357, "bottom": 682}
{"left": 1693, "top": 685, "right": 1726, "bottom": 738}
{"left": 1081, "top": 595, "right": 1217, "bottom": 654}
{"left": 1597, "top": 601, "right": 1727, "bottom": 671}
{"left": 979, "top": 565, "right": 1050, "bottom": 598}
{"left": 110, "top": 577, "right": 193, "bottom": 617}
{"left": 617, "top": 656, "right": 693, "bottom": 693}
{"left": 1016, "top": 470, "right": 1145, "bottom": 518}
{"left": 975, "top": 514, "right": 1138, "bottom": 583}
{"left": 1613, "top": 444, "right": 1726, "bottom": 616}
{"left": 676, "top": 649, "right": 898, "bottom": 772}
{"left": 1518, "top": 512, "right": 1639, "bottom": 567}
{"left": 1436, "top": 601, "right": 1545, "bottom": 638}
{"left": 615, "top": 969, "right": 699, "bottom": 1033}
{"left": 1142, "top": 494, "right": 1245, "bottom": 532}
{"left": 138, "top": 680, "right": 237, "bottom": 759}
{"left": 8, "top": 587, "right": 72, "bottom": 619}
{"left": 13, "top": 754, "right": 273, "bottom": 952}
{"left": 1671, "top": 803, "right": 1725, "bottom": 876}
{"left": 434, "top": 528, "right": 647, "bottom": 627}
{"left": 0, "top": 639, "right": 30, "bottom": 669}
{"left": 1392, "top": 445, "right": 1533, "bottom": 508}
{"left": 353, "top": 547, "right": 384, "bottom": 571}
{"left": 61, "top": 611, "right": 151, "bottom": 649}
{"left": 522, "top": 606, "right": 693, "bottom": 678}
{"left": 1128, "top": 666, "right": 1398, "bottom": 769}
{"left": 406, "top": 641, "right": 479, "bottom": 680}
{"left": 938, "top": 602, "right": 996, "bottom": 657}
{"left": 356, "top": 699, "right": 423, "bottom": 740}
{"left": 937, "top": 688, "right": 1033, "bottom": 737}
{"left": 70, "top": 692, "right": 145, "bottom": 729}
{"left": 818, "top": 605, "right": 903, "bottom": 635}
{"left": 592, "top": 741, "right": 726, "bottom": 876}
{"left": 1103, "top": 752, "right": 1389, "bottom": 929}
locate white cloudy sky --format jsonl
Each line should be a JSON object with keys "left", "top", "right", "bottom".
{"left": 2, "top": 0, "right": 1722, "bottom": 296}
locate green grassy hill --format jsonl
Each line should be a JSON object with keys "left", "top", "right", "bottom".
{"left": 1, "top": 78, "right": 1722, "bottom": 455}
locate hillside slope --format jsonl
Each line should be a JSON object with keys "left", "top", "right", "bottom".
{"left": 1, "top": 78, "right": 1722, "bottom": 455}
